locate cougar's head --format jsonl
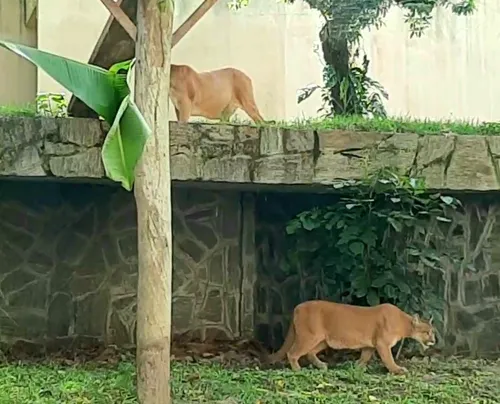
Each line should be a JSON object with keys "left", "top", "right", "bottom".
{"left": 410, "top": 314, "right": 436, "bottom": 350}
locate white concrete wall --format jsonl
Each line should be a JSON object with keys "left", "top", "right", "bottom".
{"left": 37, "top": 0, "right": 109, "bottom": 101}
{"left": 362, "top": 1, "right": 500, "bottom": 122}
{"left": 35, "top": 0, "right": 500, "bottom": 122}
{"left": 0, "top": 1, "right": 38, "bottom": 106}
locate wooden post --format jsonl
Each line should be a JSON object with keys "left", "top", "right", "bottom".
{"left": 134, "top": 0, "right": 174, "bottom": 403}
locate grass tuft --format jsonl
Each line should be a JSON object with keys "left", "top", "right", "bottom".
{"left": 0, "top": 104, "right": 38, "bottom": 117}
{"left": 0, "top": 358, "right": 498, "bottom": 403}
{"left": 230, "top": 115, "right": 500, "bottom": 136}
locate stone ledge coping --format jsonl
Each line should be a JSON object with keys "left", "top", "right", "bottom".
{"left": 1, "top": 116, "right": 499, "bottom": 191}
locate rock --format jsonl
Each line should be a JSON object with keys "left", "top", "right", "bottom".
{"left": 0, "top": 116, "right": 499, "bottom": 191}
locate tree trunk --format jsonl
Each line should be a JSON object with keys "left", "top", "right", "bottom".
{"left": 320, "top": 22, "right": 355, "bottom": 115}
{"left": 134, "top": 0, "right": 174, "bottom": 403}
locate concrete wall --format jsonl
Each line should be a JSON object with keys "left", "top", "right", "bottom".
{"left": 34, "top": 0, "right": 500, "bottom": 122}
{"left": 363, "top": 2, "right": 500, "bottom": 121}
{"left": 0, "top": 178, "right": 499, "bottom": 357}
{"left": 37, "top": 0, "right": 109, "bottom": 100}
{"left": 0, "top": 0, "right": 38, "bottom": 106}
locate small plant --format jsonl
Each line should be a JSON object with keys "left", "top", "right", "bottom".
{"left": 298, "top": 46, "right": 388, "bottom": 118}
{"left": 36, "top": 92, "right": 68, "bottom": 117}
{"left": 284, "top": 167, "right": 461, "bottom": 324}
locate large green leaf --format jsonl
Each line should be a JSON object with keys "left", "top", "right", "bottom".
{"left": 102, "top": 95, "right": 151, "bottom": 191}
{"left": 109, "top": 59, "right": 135, "bottom": 101}
{"left": 0, "top": 41, "right": 121, "bottom": 123}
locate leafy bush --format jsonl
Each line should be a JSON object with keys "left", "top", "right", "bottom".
{"left": 284, "top": 167, "right": 461, "bottom": 323}
{"left": 36, "top": 92, "right": 68, "bottom": 117}
{"left": 298, "top": 47, "right": 388, "bottom": 118}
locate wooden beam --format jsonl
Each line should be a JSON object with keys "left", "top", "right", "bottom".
{"left": 172, "top": 0, "right": 220, "bottom": 48}
{"left": 24, "top": 0, "right": 38, "bottom": 29}
{"left": 99, "top": 0, "right": 137, "bottom": 40}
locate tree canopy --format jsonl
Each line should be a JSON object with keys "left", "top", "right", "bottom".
{"left": 230, "top": 0, "right": 476, "bottom": 41}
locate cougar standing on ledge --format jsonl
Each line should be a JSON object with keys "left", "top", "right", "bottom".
{"left": 169, "top": 64, "right": 265, "bottom": 123}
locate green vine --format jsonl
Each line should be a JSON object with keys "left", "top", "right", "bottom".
{"left": 283, "top": 167, "right": 461, "bottom": 324}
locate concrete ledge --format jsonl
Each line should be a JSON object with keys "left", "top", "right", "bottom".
{"left": 1, "top": 116, "right": 499, "bottom": 191}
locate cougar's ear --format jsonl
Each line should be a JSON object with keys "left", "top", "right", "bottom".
{"left": 429, "top": 316, "right": 434, "bottom": 325}
{"left": 411, "top": 314, "right": 420, "bottom": 326}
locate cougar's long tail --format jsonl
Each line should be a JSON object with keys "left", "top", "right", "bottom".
{"left": 267, "top": 321, "right": 295, "bottom": 363}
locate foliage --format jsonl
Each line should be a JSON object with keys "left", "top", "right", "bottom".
{"left": 298, "top": 47, "right": 388, "bottom": 118}
{"left": 0, "top": 41, "right": 148, "bottom": 191}
{"left": 293, "top": 0, "right": 476, "bottom": 43}
{"left": 1, "top": 359, "right": 498, "bottom": 403}
{"left": 0, "top": 104, "right": 37, "bottom": 117}
{"left": 284, "top": 167, "right": 461, "bottom": 322}
{"left": 36, "top": 93, "right": 68, "bottom": 117}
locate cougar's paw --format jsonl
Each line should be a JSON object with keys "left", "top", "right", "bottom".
{"left": 392, "top": 366, "right": 408, "bottom": 375}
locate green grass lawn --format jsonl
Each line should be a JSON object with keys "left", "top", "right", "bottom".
{"left": 0, "top": 358, "right": 498, "bottom": 403}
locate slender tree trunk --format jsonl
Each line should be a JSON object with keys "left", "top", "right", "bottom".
{"left": 320, "top": 22, "right": 355, "bottom": 115}
{"left": 134, "top": 0, "right": 174, "bottom": 403}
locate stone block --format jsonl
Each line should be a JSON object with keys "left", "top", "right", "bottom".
{"left": 202, "top": 156, "right": 251, "bottom": 182}
{"left": 172, "top": 296, "right": 195, "bottom": 331}
{"left": 58, "top": 118, "right": 104, "bottom": 147}
{"left": 446, "top": 136, "right": 498, "bottom": 190}
{"left": 482, "top": 274, "right": 500, "bottom": 299}
{"left": 233, "top": 125, "right": 259, "bottom": 155}
{"left": 48, "top": 293, "right": 73, "bottom": 337}
{"left": 49, "top": 148, "right": 104, "bottom": 177}
{"left": 417, "top": 135, "right": 455, "bottom": 188}
{"left": 284, "top": 129, "right": 315, "bottom": 153}
{"left": 203, "top": 288, "right": 224, "bottom": 323}
{"left": 0, "top": 146, "right": 45, "bottom": 176}
{"left": 314, "top": 152, "right": 366, "bottom": 184}
{"left": 260, "top": 127, "right": 284, "bottom": 156}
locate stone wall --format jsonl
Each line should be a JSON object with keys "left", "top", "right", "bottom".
{"left": 254, "top": 193, "right": 500, "bottom": 357}
{"left": 1, "top": 176, "right": 500, "bottom": 357}
{"left": 0, "top": 180, "right": 255, "bottom": 346}
{"left": 3, "top": 116, "right": 500, "bottom": 192}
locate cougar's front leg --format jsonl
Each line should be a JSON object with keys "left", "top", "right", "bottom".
{"left": 376, "top": 343, "right": 407, "bottom": 375}
{"left": 175, "top": 98, "right": 192, "bottom": 123}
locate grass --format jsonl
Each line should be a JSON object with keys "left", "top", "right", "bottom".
{"left": 0, "top": 104, "right": 37, "bottom": 117}
{"left": 0, "top": 358, "right": 498, "bottom": 403}
{"left": 2, "top": 103, "right": 500, "bottom": 136}
{"left": 230, "top": 115, "right": 500, "bottom": 136}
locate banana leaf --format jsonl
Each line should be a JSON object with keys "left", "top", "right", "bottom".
{"left": 0, "top": 41, "right": 149, "bottom": 191}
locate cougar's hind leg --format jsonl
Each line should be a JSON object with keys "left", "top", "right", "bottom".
{"left": 235, "top": 76, "right": 264, "bottom": 123}
{"left": 287, "top": 334, "right": 323, "bottom": 372}
{"left": 241, "top": 99, "right": 264, "bottom": 123}
{"left": 357, "top": 347, "right": 375, "bottom": 367}
{"left": 220, "top": 105, "right": 236, "bottom": 123}
{"left": 306, "top": 341, "right": 328, "bottom": 370}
